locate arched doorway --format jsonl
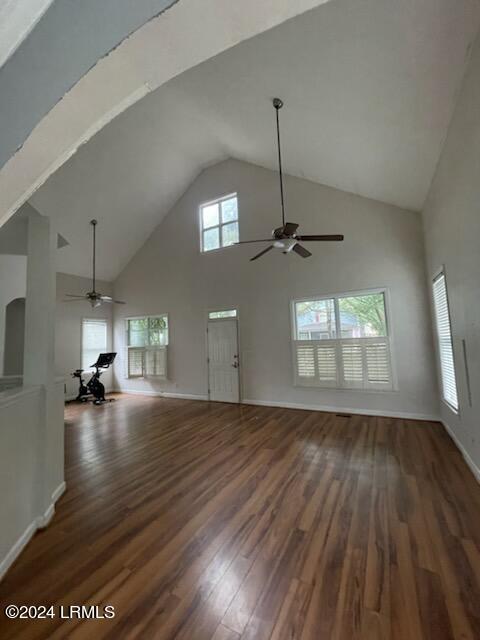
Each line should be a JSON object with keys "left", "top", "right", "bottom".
{"left": 4, "top": 297, "right": 26, "bottom": 375}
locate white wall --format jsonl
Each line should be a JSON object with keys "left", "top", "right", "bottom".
{"left": 113, "top": 159, "right": 438, "bottom": 419}
{"left": 0, "top": 260, "right": 113, "bottom": 394}
{"left": 56, "top": 273, "right": 113, "bottom": 398}
{"left": 0, "top": 255, "right": 27, "bottom": 376}
{"left": 423, "top": 31, "right": 480, "bottom": 474}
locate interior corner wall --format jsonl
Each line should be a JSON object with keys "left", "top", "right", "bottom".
{"left": 422, "top": 31, "right": 480, "bottom": 474}
{"left": 56, "top": 273, "right": 114, "bottom": 398}
{"left": 112, "top": 158, "right": 438, "bottom": 419}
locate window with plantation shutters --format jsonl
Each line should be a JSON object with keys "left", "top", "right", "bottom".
{"left": 81, "top": 318, "right": 107, "bottom": 371}
{"left": 292, "top": 291, "right": 394, "bottom": 391}
{"left": 126, "top": 315, "right": 168, "bottom": 379}
{"left": 432, "top": 272, "right": 458, "bottom": 411}
{"left": 128, "top": 348, "right": 144, "bottom": 378}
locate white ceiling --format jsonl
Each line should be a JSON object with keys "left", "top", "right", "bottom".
{"left": 30, "top": 0, "right": 480, "bottom": 281}
{"left": 0, "top": 0, "right": 55, "bottom": 69}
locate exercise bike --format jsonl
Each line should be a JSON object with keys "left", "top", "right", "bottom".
{"left": 72, "top": 352, "right": 117, "bottom": 405}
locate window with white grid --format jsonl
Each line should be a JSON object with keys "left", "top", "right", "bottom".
{"left": 81, "top": 318, "right": 107, "bottom": 371}
{"left": 432, "top": 272, "right": 458, "bottom": 412}
{"left": 126, "top": 315, "right": 168, "bottom": 379}
{"left": 200, "top": 194, "right": 239, "bottom": 252}
{"left": 292, "top": 291, "right": 393, "bottom": 391}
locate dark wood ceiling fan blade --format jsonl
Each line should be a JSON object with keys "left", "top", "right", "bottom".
{"left": 250, "top": 245, "right": 274, "bottom": 261}
{"left": 292, "top": 244, "right": 312, "bottom": 258}
{"left": 295, "top": 234, "right": 344, "bottom": 241}
{"left": 283, "top": 222, "right": 299, "bottom": 235}
{"left": 235, "top": 239, "right": 273, "bottom": 245}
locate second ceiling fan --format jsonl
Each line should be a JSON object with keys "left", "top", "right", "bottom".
{"left": 236, "top": 98, "right": 344, "bottom": 261}
{"left": 64, "top": 220, "right": 126, "bottom": 308}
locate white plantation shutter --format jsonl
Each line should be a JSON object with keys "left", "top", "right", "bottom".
{"left": 293, "top": 338, "right": 392, "bottom": 390}
{"left": 292, "top": 291, "right": 393, "bottom": 391}
{"left": 317, "top": 344, "right": 337, "bottom": 383}
{"left": 366, "top": 341, "right": 391, "bottom": 385}
{"left": 127, "top": 346, "right": 168, "bottom": 378}
{"left": 145, "top": 347, "right": 168, "bottom": 378}
{"left": 432, "top": 273, "right": 458, "bottom": 411}
{"left": 341, "top": 343, "right": 364, "bottom": 387}
{"left": 81, "top": 319, "right": 107, "bottom": 370}
{"left": 128, "top": 348, "right": 144, "bottom": 378}
{"left": 296, "top": 344, "right": 316, "bottom": 379}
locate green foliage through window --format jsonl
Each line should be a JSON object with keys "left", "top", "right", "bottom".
{"left": 128, "top": 315, "right": 168, "bottom": 346}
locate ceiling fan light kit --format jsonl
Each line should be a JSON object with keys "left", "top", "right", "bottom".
{"left": 235, "top": 98, "right": 344, "bottom": 261}
{"left": 63, "top": 219, "right": 126, "bottom": 307}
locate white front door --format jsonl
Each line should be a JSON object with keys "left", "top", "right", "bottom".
{"left": 207, "top": 319, "right": 240, "bottom": 403}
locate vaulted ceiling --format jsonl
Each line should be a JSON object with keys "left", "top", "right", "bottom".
{"left": 30, "top": 0, "right": 480, "bottom": 281}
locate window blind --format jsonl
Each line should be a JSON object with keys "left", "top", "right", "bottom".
{"left": 432, "top": 273, "right": 458, "bottom": 411}
{"left": 81, "top": 319, "right": 107, "bottom": 370}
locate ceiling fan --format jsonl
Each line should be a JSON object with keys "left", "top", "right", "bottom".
{"left": 235, "top": 98, "right": 344, "bottom": 261}
{"left": 64, "top": 219, "right": 126, "bottom": 307}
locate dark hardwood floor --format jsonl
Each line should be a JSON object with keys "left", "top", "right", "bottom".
{"left": 1, "top": 394, "right": 480, "bottom": 639}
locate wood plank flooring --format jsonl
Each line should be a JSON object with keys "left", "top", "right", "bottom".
{"left": 1, "top": 394, "right": 480, "bottom": 639}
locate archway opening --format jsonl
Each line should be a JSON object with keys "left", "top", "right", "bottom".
{"left": 4, "top": 297, "right": 26, "bottom": 375}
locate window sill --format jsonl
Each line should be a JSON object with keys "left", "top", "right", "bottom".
{"left": 441, "top": 398, "right": 459, "bottom": 416}
{"left": 200, "top": 245, "right": 237, "bottom": 255}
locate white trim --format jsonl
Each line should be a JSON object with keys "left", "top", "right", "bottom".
{"left": 241, "top": 398, "right": 439, "bottom": 422}
{"left": 162, "top": 392, "right": 209, "bottom": 401}
{"left": 441, "top": 420, "right": 480, "bottom": 484}
{"left": 113, "top": 388, "right": 208, "bottom": 401}
{"left": 112, "top": 389, "right": 438, "bottom": 421}
{"left": 0, "top": 481, "right": 66, "bottom": 581}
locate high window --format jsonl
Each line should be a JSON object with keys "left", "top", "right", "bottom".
{"left": 432, "top": 272, "right": 458, "bottom": 412}
{"left": 292, "top": 291, "right": 393, "bottom": 390}
{"left": 81, "top": 318, "right": 107, "bottom": 370}
{"left": 200, "top": 194, "right": 239, "bottom": 252}
{"left": 126, "top": 316, "right": 168, "bottom": 378}
{"left": 208, "top": 309, "right": 237, "bottom": 319}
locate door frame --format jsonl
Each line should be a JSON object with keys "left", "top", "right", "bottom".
{"left": 206, "top": 308, "right": 241, "bottom": 403}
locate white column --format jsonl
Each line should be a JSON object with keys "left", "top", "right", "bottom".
{"left": 23, "top": 214, "right": 64, "bottom": 519}
{"left": 23, "top": 214, "right": 56, "bottom": 384}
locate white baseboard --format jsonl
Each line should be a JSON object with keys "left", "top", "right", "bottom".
{"left": 113, "top": 387, "right": 161, "bottom": 397}
{"left": 441, "top": 420, "right": 480, "bottom": 484}
{"left": 0, "top": 481, "right": 66, "bottom": 581}
{"left": 241, "top": 398, "right": 440, "bottom": 422}
{"left": 113, "top": 389, "right": 438, "bottom": 422}
{"left": 162, "top": 392, "right": 209, "bottom": 401}
{"left": 114, "top": 388, "right": 208, "bottom": 401}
